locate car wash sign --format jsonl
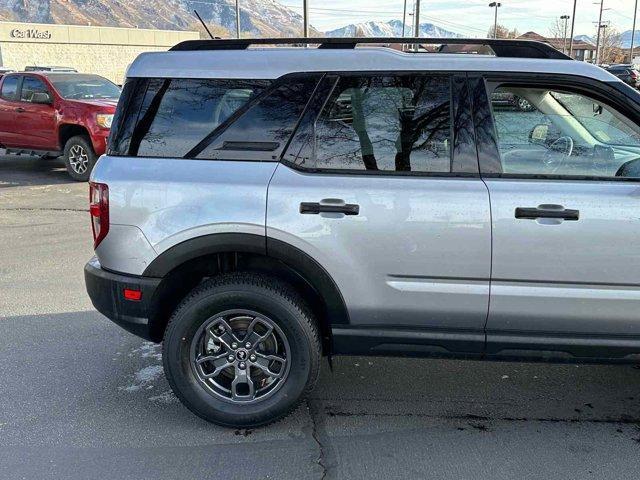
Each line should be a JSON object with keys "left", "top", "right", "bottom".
{"left": 10, "top": 28, "right": 52, "bottom": 40}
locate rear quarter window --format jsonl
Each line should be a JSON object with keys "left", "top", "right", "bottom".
{"left": 1, "top": 76, "right": 19, "bottom": 100}
{"left": 109, "top": 75, "right": 321, "bottom": 161}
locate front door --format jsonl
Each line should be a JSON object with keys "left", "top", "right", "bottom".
{"left": 268, "top": 73, "right": 491, "bottom": 354}
{"left": 14, "top": 75, "right": 57, "bottom": 150}
{"left": 0, "top": 75, "right": 22, "bottom": 147}
{"left": 476, "top": 77, "right": 640, "bottom": 356}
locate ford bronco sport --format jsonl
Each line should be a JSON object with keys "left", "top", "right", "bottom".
{"left": 85, "top": 38, "right": 640, "bottom": 427}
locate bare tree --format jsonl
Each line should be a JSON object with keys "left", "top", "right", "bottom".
{"left": 597, "top": 25, "right": 624, "bottom": 64}
{"left": 548, "top": 18, "right": 565, "bottom": 40}
{"left": 487, "top": 24, "right": 519, "bottom": 39}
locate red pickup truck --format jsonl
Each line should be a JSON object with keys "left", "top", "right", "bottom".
{"left": 0, "top": 72, "right": 120, "bottom": 181}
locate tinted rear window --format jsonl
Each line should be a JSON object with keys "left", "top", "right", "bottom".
{"left": 110, "top": 76, "right": 320, "bottom": 160}
{"left": 1, "top": 76, "right": 19, "bottom": 100}
{"left": 131, "top": 79, "right": 269, "bottom": 158}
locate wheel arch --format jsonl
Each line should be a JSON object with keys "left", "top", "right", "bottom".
{"left": 144, "top": 233, "right": 349, "bottom": 352}
{"left": 59, "top": 123, "right": 90, "bottom": 149}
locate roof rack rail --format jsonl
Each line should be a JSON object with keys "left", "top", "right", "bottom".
{"left": 170, "top": 37, "right": 572, "bottom": 60}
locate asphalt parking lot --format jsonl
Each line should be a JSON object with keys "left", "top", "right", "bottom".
{"left": 2, "top": 154, "right": 640, "bottom": 480}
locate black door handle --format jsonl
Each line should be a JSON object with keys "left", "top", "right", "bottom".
{"left": 15, "top": 107, "right": 25, "bottom": 113}
{"left": 300, "top": 202, "right": 360, "bottom": 215}
{"left": 515, "top": 207, "right": 579, "bottom": 221}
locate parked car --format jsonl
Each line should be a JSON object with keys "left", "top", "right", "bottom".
{"left": 85, "top": 37, "right": 640, "bottom": 428}
{"left": 0, "top": 72, "right": 120, "bottom": 180}
{"left": 0, "top": 68, "right": 15, "bottom": 79}
{"left": 605, "top": 64, "right": 640, "bottom": 89}
{"left": 24, "top": 65, "right": 78, "bottom": 73}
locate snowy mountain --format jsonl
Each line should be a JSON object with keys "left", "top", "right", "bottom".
{"left": 575, "top": 31, "right": 640, "bottom": 49}
{"left": 325, "top": 20, "right": 462, "bottom": 38}
{"left": 574, "top": 35, "right": 595, "bottom": 45}
{"left": 0, "top": 0, "right": 320, "bottom": 37}
{"left": 620, "top": 30, "right": 640, "bottom": 49}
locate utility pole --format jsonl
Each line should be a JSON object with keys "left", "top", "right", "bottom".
{"left": 630, "top": 0, "right": 638, "bottom": 63}
{"left": 594, "top": 0, "right": 605, "bottom": 64}
{"left": 303, "top": 0, "right": 309, "bottom": 38}
{"left": 235, "top": 0, "right": 240, "bottom": 39}
{"left": 598, "top": 23, "right": 608, "bottom": 64}
{"left": 489, "top": 2, "right": 502, "bottom": 39}
{"left": 568, "top": 0, "right": 577, "bottom": 57}
{"left": 402, "top": 0, "right": 408, "bottom": 37}
{"left": 414, "top": 0, "right": 421, "bottom": 38}
{"left": 561, "top": 15, "right": 570, "bottom": 53}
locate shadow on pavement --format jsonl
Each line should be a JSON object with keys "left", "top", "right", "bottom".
{"left": 0, "top": 153, "right": 75, "bottom": 188}
{"left": 1, "top": 311, "right": 640, "bottom": 479}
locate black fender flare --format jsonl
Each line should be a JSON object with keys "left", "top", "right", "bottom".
{"left": 143, "top": 233, "right": 349, "bottom": 326}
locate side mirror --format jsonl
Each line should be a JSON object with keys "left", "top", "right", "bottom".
{"left": 593, "top": 103, "right": 603, "bottom": 116}
{"left": 529, "top": 124, "right": 549, "bottom": 144}
{"left": 31, "top": 92, "right": 52, "bottom": 104}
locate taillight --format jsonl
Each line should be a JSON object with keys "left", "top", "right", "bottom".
{"left": 89, "top": 182, "right": 109, "bottom": 249}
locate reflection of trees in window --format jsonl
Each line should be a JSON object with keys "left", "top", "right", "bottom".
{"left": 194, "top": 77, "right": 320, "bottom": 159}
{"left": 130, "top": 79, "right": 269, "bottom": 157}
{"left": 315, "top": 75, "right": 451, "bottom": 172}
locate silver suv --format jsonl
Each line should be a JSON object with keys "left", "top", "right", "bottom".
{"left": 85, "top": 38, "right": 640, "bottom": 427}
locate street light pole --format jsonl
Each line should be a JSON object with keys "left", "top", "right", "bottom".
{"left": 489, "top": 2, "right": 502, "bottom": 39}
{"left": 303, "top": 0, "right": 309, "bottom": 38}
{"left": 561, "top": 15, "right": 570, "bottom": 53}
{"left": 594, "top": 0, "right": 604, "bottom": 64}
{"left": 414, "top": 0, "right": 421, "bottom": 38}
{"left": 630, "top": 0, "right": 638, "bottom": 63}
{"left": 235, "top": 0, "right": 240, "bottom": 39}
{"left": 568, "top": 0, "right": 577, "bottom": 57}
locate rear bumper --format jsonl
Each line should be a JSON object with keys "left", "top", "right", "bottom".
{"left": 84, "top": 257, "right": 160, "bottom": 341}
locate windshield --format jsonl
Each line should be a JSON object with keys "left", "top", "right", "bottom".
{"left": 551, "top": 91, "right": 640, "bottom": 146}
{"left": 48, "top": 74, "right": 121, "bottom": 100}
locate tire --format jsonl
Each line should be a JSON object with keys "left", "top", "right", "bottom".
{"left": 63, "top": 135, "right": 96, "bottom": 181}
{"left": 163, "top": 273, "right": 321, "bottom": 428}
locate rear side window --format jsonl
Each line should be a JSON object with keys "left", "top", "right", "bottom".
{"left": 110, "top": 75, "right": 320, "bottom": 160}
{"left": 289, "top": 74, "right": 452, "bottom": 173}
{"left": 130, "top": 79, "right": 270, "bottom": 158}
{"left": 1, "top": 76, "right": 19, "bottom": 100}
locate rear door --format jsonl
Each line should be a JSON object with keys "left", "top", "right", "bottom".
{"left": 473, "top": 75, "right": 640, "bottom": 357}
{"left": 267, "top": 73, "right": 492, "bottom": 354}
{"left": 0, "top": 75, "right": 22, "bottom": 147}
{"left": 15, "top": 75, "right": 57, "bottom": 150}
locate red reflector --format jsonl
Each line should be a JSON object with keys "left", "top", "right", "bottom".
{"left": 123, "top": 289, "right": 142, "bottom": 301}
{"left": 89, "top": 204, "right": 101, "bottom": 216}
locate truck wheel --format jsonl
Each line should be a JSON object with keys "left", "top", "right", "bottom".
{"left": 163, "top": 273, "right": 322, "bottom": 428}
{"left": 63, "top": 135, "right": 96, "bottom": 181}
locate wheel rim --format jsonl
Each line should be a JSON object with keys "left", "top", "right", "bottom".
{"left": 189, "top": 309, "right": 291, "bottom": 404}
{"left": 68, "top": 145, "right": 89, "bottom": 174}
{"left": 518, "top": 99, "right": 531, "bottom": 110}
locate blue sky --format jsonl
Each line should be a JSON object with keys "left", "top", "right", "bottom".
{"left": 279, "top": 0, "right": 638, "bottom": 37}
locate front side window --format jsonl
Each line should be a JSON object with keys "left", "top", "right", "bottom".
{"left": 1, "top": 76, "right": 19, "bottom": 101}
{"left": 293, "top": 74, "right": 452, "bottom": 173}
{"left": 490, "top": 86, "right": 640, "bottom": 178}
{"left": 20, "top": 77, "right": 50, "bottom": 102}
